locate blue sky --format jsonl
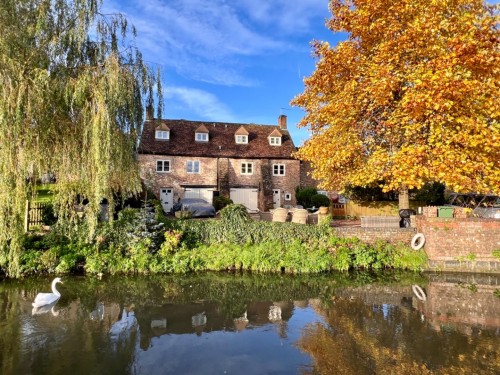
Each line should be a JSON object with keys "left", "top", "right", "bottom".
{"left": 103, "top": 0, "right": 342, "bottom": 146}
{"left": 104, "top": 0, "right": 499, "bottom": 146}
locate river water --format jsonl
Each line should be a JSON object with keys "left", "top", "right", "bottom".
{"left": 1, "top": 271, "right": 499, "bottom": 375}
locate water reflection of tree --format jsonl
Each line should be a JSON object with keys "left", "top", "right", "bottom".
{"left": 298, "top": 296, "right": 500, "bottom": 374}
{"left": 0, "top": 288, "right": 22, "bottom": 375}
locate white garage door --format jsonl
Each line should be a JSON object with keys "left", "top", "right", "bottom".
{"left": 230, "top": 188, "right": 258, "bottom": 212}
{"left": 184, "top": 188, "right": 214, "bottom": 203}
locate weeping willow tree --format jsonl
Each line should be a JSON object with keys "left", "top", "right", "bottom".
{"left": 0, "top": 0, "right": 162, "bottom": 277}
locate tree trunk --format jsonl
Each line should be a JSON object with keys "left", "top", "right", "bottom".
{"left": 399, "top": 185, "right": 409, "bottom": 210}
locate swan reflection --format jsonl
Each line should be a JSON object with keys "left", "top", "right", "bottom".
{"left": 32, "top": 300, "right": 60, "bottom": 316}
{"left": 90, "top": 302, "right": 105, "bottom": 321}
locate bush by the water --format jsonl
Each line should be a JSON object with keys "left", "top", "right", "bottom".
{"left": 10, "top": 203, "right": 427, "bottom": 277}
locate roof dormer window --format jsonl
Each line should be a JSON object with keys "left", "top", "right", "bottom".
{"left": 235, "top": 125, "right": 249, "bottom": 144}
{"left": 195, "top": 132, "right": 209, "bottom": 142}
{"left": 269, "top": 136, "right": 281, "bottom": 146}
{"left": 155, "top": 130, "right": 169, "bottom": 140}
{"left": 268, "top": 129, "right": 282, "bottom": 146}
{"left": 195, "top": 124, "right": 209, "bottom": 142}
{"left": 155, "top": 124, "right": 170, "bottom": 140}
{"left": 235, "top": 134, "right": 248, "bottom": 144}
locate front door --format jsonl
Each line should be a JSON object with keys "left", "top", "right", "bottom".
{"left": 160, "top": 188, "right": 173, "bottom": 213}
{"left": 273, "top": 189, "right": 281, "bottom": 209}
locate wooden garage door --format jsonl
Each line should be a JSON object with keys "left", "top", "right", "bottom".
{"left": 184, "top": 188, "right": 214, "bottom": 203}
{"left": 230, "top": 188, "right": 258, "bottom": 212}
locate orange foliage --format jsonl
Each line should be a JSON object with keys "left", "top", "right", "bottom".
{"left": 292, "top": 0, "right": 499, "bottom": 194}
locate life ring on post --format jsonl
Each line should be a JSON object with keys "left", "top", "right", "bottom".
{"left": 411, "top": 233, "right": 426, "bottom": 250}
{"left": 412, "top": 284, "right": 427, "bottom": 302}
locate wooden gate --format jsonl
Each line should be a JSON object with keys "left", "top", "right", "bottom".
{"left": 24, "top": 201, "right": 51, "bottom": 231}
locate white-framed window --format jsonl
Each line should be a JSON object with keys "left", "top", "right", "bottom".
{"left": 269, "top": 137, "right": 281, "bottom": 146}
{"left": 195, "top": 133, "right": 208, "bottom": 142}
{"left": 273, "top": 164, "right": 286, "bottom": 176}
{"left": 156, "top": 160, "right": 170, "bottom": 173}
{"left": 285, "top": 192, "right": 292, "bottom": 201}
{"left": 241, "top": 162, "right": 253, "bottom": 175}
{"left": 186, "top": 160, "right": 200, "bottom": 174}
{"left": 155, "top": 130, "right": 169, "bottom": 140}
{"left": 235, "top": 135, "right": 248, "bottom": 144}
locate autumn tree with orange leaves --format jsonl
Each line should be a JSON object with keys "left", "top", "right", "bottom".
{"left": 292, "top": 0, "right": 499, "bottom": 208}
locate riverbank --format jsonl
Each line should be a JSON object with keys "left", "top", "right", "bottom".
{"left": 3, "top": 204, "right": 427, "bottom": 278}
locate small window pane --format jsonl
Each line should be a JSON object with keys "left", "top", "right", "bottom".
{"left": 156, "top": 160, "right": 170, "bottom": 172}
{"left": 155, "top": 130, "right": 169, "bottom": 139}
{"left": 269, "top": 137, "right": 281, "bottom": 145}
{"left": 241, "top": 162, "right": 253, "bottom": 175}
{"left": 196, "top": 133, "right": 208, "bottom": 142}
{"left": 236, "top": 135, "right": 248, "bottom": 144}
{"left": 187, "top": 160, "right": 200, "bottom": 174}
{"left": 273, "top": 164, "right": 285, "bottom": 176}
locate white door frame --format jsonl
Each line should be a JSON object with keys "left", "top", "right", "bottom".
{"left": 273, "top": 189, "right": 281, "bottom": 209}
{"left": 160, "top": 188, "right": 174, "bottom": 213}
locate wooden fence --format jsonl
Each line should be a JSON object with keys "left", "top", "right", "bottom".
{"left": 344, "top": 201, "right": 425, "bottom": 218}
{"left": 331, "top": 203, "right": 347, "bottom": 217}
{"left": 24, "top": 201, "right": 50, "bottom": 232}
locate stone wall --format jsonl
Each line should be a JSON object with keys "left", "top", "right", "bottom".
{"left": 138, "top": 154, "right": 218, "bottom": 202}
{"left": 334, "top": 227, "right": 416, "bottom": 244}
{"left": 138, "top": 154, "right": 301, "bottom": 208}
{"left": 415, "top": 216, "right": 500, "bottom": 273}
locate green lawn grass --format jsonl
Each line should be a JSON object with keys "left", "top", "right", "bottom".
{"left": 34, "top": 184, "right": 55, "bottom": 203}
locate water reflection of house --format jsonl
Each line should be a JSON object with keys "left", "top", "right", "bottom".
{"left": 136, "top": 300, "right": 296, "bottom": 350}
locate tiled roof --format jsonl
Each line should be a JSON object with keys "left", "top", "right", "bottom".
{"left": 235, "top": 126, "right": 249, "bottom": 135}
{"left": 195, "top": 124, "right": 209, "bottom": 133}
{"left": 268, "top": 129, "right": 282, "bottom": 137}
{"left": 155, "top": 123, "right": 170, "bottom": 131}
{"left": 138, "top": 119, "right": 296, "bottom": 159}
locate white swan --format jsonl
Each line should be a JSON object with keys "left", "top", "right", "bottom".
{"left": 32, "top": 277, "right": 63, "bottom": 308}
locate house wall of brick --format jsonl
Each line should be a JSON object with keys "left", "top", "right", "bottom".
{"left": 227, "top": 158, "right": 263, "bottom": 187}
{"left": 415, "top": 216, "right": 500, "bottom": 273}
{"left": 138, "top": 155, "right": 301, "bottom": 208}
{"left": 300, "top": 160, "right": 320, "bottom": 188}
{"left": 138, "top": 154, "right": 217, "bottom": 201}
{"left": 270, "top": 159, "right": 301, "bottom": 206}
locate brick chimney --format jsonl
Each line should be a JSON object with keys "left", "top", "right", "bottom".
{"left": 278, "top": 114, "right": 287, "bottom": 130}
{"left": 146, "top": 104, "right": 154, "bottom": 121}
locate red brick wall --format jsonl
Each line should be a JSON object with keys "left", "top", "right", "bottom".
{"left": 421, "top": 281, "right": 500, "bottom": 332}
{"left": 334, "top": 227, "right": 416, "bottom": 244}
{"left": 415, "top": 216, "right": 500, "bottom": 272}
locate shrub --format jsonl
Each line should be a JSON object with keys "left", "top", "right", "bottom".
{"left": 219, "top": 204, "right": 250, "bottom": 222}
{"left": 213, "top": 196, "right": 233, "bottom": 211}
{"left": 42, "top": 203, "right": 57, "bottom": 225}
{"left": 311, "top": 194, "right": 330, "bottom": 208}
{"left": 296, "top": 187, "right": 318, "bottom": 208}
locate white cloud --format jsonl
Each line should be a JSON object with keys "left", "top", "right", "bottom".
{"left": 104, "top": 0, "right": 328, "bottom": 86}
{"left": 164, "top": 87, "right": 236, "bottom": 122}
{"left": 237, "top": 0, "right": 329, "bottom": 34}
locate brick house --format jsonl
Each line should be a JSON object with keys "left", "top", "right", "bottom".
{"left": 137, "top": 115, "right": 300, "bottom": 213}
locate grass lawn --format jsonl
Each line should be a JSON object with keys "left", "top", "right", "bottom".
{"left": 34, "top": 184, "right": 55, "bottom": 203}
